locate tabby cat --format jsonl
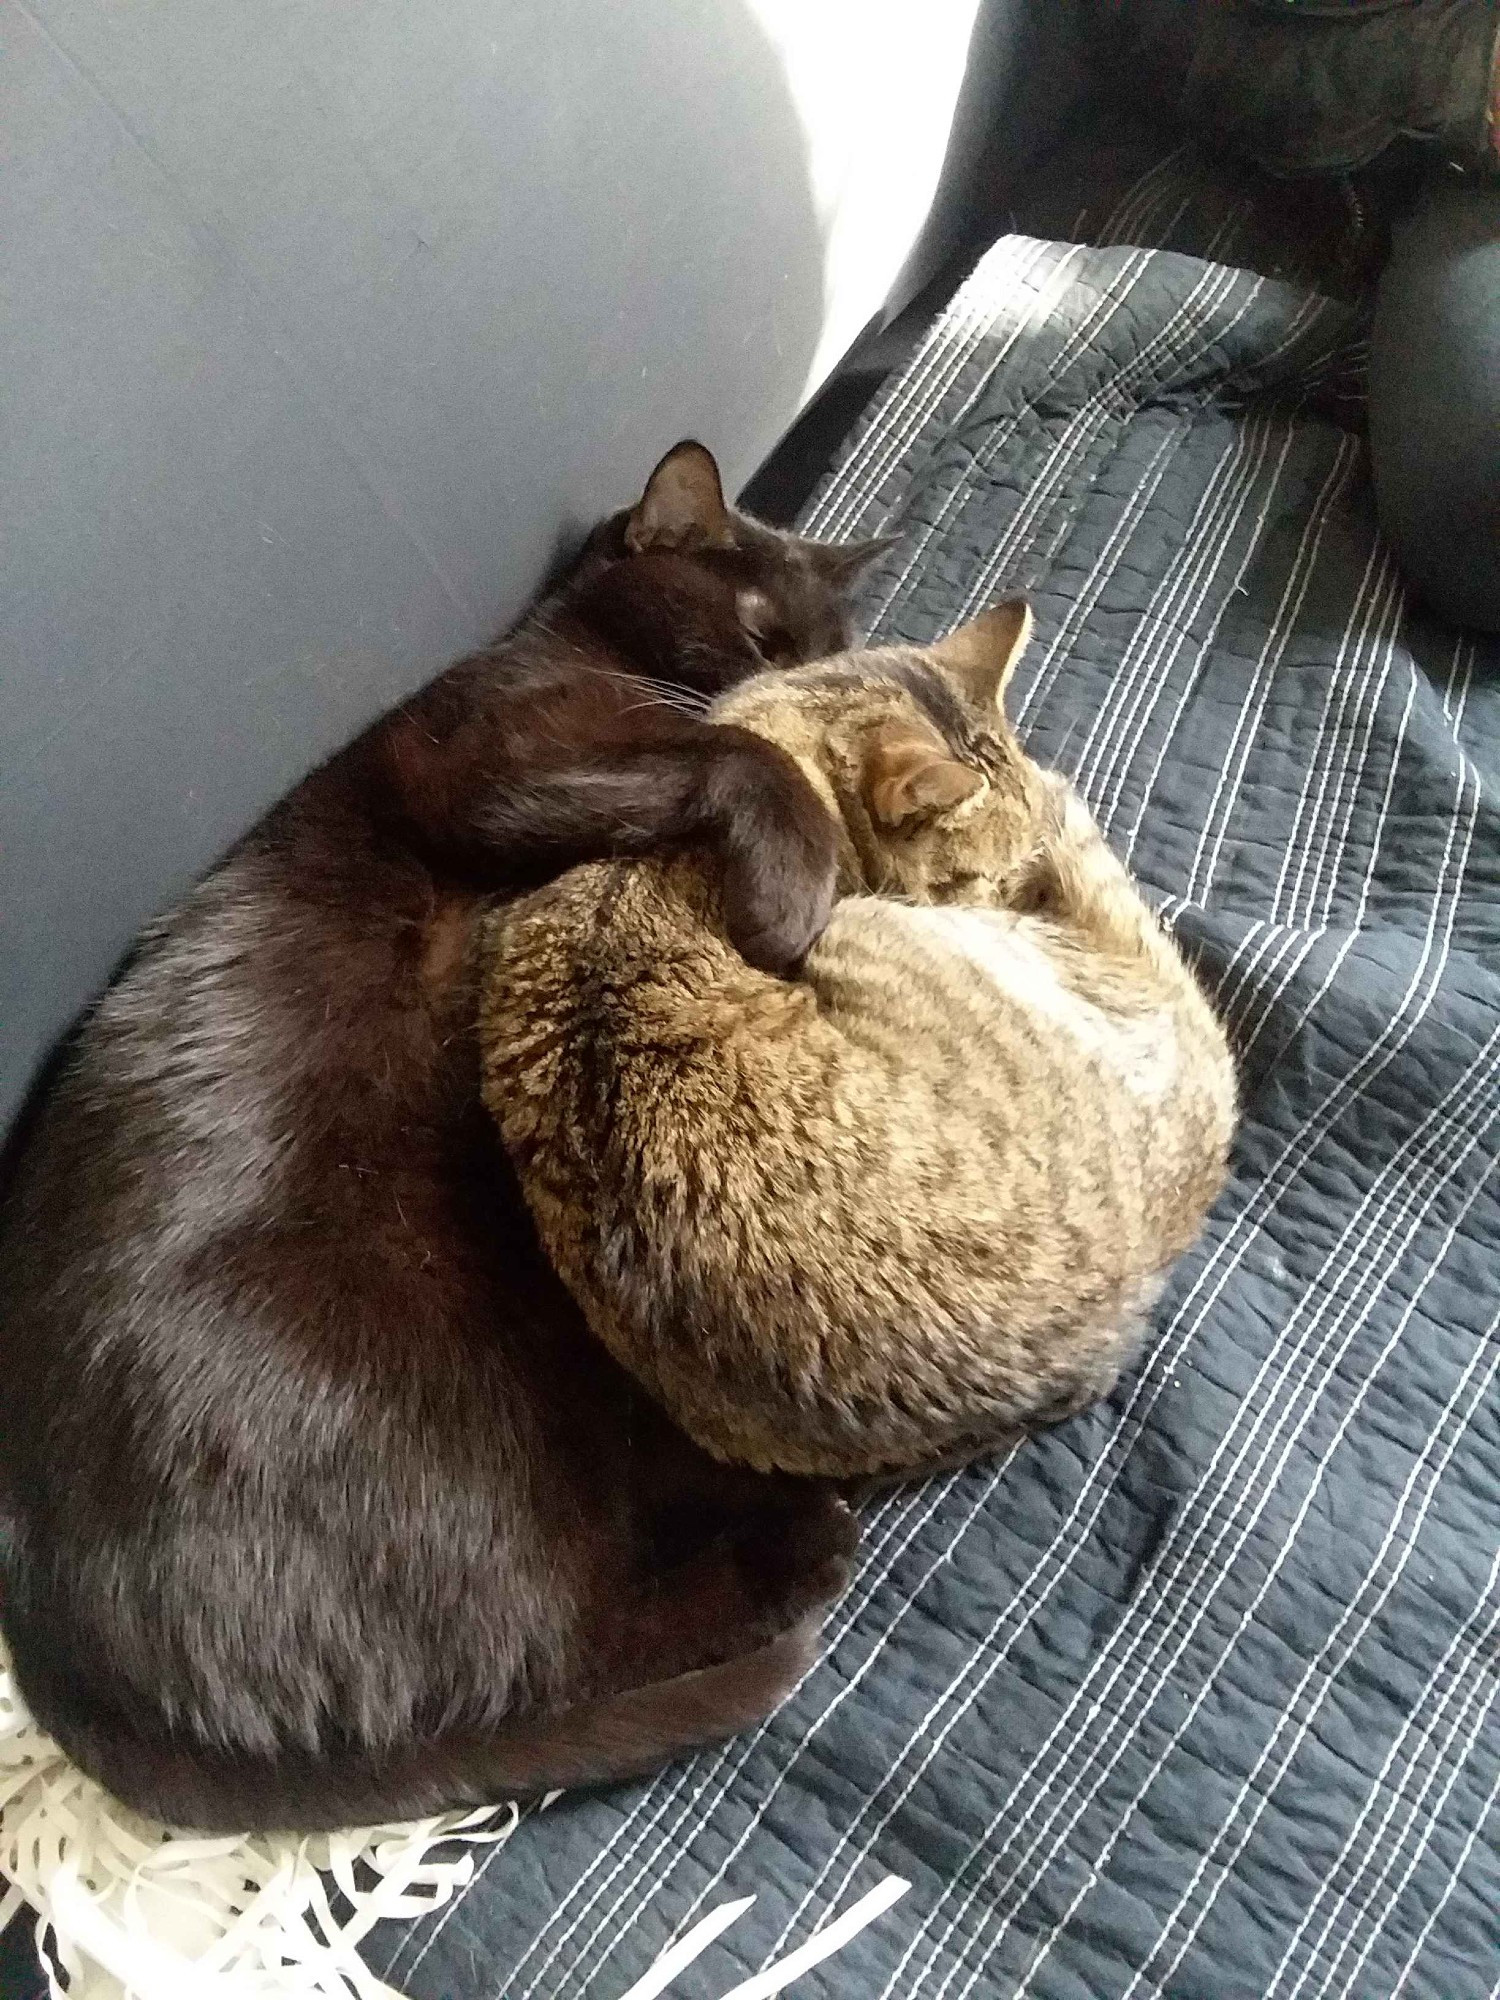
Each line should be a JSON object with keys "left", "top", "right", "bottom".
{"left": 481, "top": 602, "right": 1238, "bottom": 1479}
{"left": 0, "top": 443, "right": 881, "bottom": 1833}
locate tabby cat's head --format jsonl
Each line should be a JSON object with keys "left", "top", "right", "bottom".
{"left": 713, "top": 602, "right": 1056, "bottom": 905}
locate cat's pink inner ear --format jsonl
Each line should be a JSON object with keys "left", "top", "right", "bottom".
{"left": 864, "top": 723, "right": 985, "bottom": 829}
{"left": 625, "top": 440, "right": 734, "bottom": 553}
{"left": 931, "top": 599, "right": 1034, "bottom": 708}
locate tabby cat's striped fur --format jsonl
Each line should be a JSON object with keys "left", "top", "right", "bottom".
{"left": 480, "top": 605, "right": 1236, "bottom": 1478}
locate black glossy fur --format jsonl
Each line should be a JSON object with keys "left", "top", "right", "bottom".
{"left": 0, "top": 444, "right": 874, "bottom": 1832}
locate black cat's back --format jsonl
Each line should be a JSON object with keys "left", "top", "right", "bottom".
{"left": 1, "top": 810, "right": 556, "bottom": 1785}
{"left": 0, "top": 446, "right": 870, "bottom": 1830}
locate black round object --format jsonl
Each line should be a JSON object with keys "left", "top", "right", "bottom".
{"left": 1370, "top": 173, "right": 1500, "bottom": 634}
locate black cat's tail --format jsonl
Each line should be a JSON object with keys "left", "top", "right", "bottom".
{"left": 41, "top": 1618, "right": 820, "bottom": 1836}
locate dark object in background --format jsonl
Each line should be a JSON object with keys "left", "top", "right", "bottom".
{"left": 1091, "top": 0, "right": 1500, "bottom": 178}
{"left": 0, "top": 445, "right": 871, "bottom": 1835}
{"left": 1371, "top": 175, "right": 1500, "bottom": 630}
{"left": 1186, "top": 0, "right": 1500, "bottom": 179}
{"left": 1087, "top": 0, "right": 1500, "bottom": 632}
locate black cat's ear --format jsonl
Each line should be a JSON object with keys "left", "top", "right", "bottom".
{"left": 803, "top": 534, "right": 899, "bottom": 587}
{"left": 930, "top": 599, "right": 1033, "bottom": 710}
{"left": 863, "top": 719, "right": 985, "bottom": 830}
{"left": 626, "top": 441, "right": 734, "bottom": 554}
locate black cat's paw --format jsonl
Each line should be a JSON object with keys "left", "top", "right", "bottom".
{"left": 714, "top": 740, "right": 839, "bottom": 978}
{"left": 733, "top": 1492, "right": 858, "bottom": 1628}
{"left": 724, "top": 845, "right": 837, "bottom": 978}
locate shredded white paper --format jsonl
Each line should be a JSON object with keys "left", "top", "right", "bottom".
{"left": 0, "top": 1638, "right": 520, "bottom": 2000}
{"left": 0, "top": 1634, "right": 909, "bottom": 2000}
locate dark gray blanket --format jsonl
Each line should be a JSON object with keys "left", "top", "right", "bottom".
{"left": 367, "top": 235, "right": 1500, "bottom": 2000}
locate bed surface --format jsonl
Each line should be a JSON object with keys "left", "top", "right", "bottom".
{"left": 362, "top": 225, "right": 1500, "bottom": 2000}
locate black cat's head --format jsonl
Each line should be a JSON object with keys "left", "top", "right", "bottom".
{"left": 573, "top": 440, "right": 892, "bottom": 692}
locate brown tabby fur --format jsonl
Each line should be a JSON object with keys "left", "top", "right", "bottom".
{"left": 480, "top": 604, "right": 1238, "bottom": 1479}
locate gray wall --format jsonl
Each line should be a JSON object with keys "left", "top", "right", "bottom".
{"left": 2, "top": 0, "right": 1082, "bottom": 1139}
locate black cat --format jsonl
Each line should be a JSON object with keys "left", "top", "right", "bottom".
{"left": 0, "top": 443, "right": 881, "bottom": 1831}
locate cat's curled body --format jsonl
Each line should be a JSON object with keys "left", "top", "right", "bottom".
{"left": 0, "top": 445, "right": 879, "bottom": 1834}
{"left": 481, "top": 604, "right": 1238, "bottom": 1479}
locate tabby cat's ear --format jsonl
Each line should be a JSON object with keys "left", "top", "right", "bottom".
{"left": 863, "top": 720, "right": 985, "bottom": 830}
{"left": 802, "top": 535, "right": 899, "bottom": 587}
{"left": 930, "top": 599, "right": 1034, "bottom": 709}
{"left": 626, "top": 441, "right": 734, "bottom": 553}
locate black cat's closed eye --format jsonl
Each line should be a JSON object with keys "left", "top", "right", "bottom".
{"left": 736, "top": 587, "right": 797, "bottom": 664}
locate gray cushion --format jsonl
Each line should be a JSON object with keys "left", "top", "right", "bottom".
{"left": 1, "top": 0, "right": 1083, "bottom": 1138}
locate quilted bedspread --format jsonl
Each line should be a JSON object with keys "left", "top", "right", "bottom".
{"left": 365, "top": 235, "right": 1500, "bottom": 2000}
